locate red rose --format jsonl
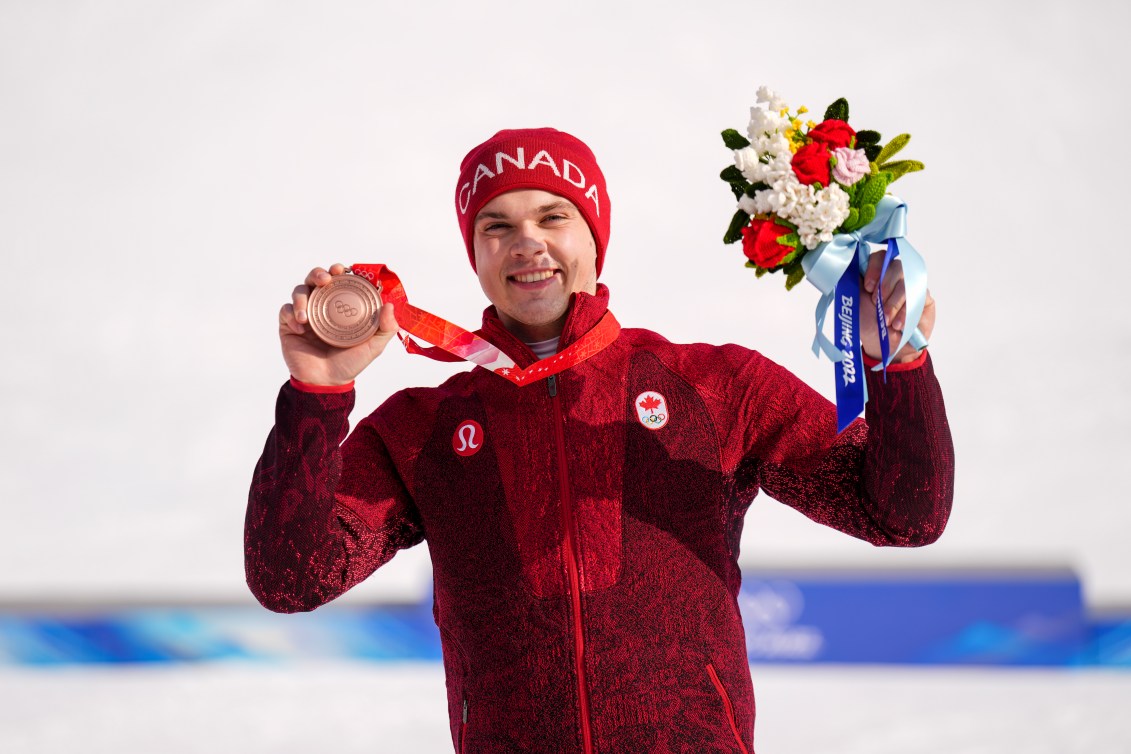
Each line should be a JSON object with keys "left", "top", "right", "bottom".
{"left": 807, "top": 119, "right": 856, "bottom": 150}
{"left": 741, "top": 218, "right": 796, "bottom": 268}
{"left": 790, "top": 142, "right": 831, "bottom": 187}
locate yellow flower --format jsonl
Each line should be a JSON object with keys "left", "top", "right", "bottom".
{"left": 785, "top": 129, "right": 801, "bottom": 153}
{"left": 791, "top": 118, "right": 802, "bottom": 129}
{"left": 779, "top": 107, "right": 789, "bottom": 117}
{"left": 807, "top": 120, "right": 816, "bottom": 129}
{"left": 797, "top": 106, "right": 809, "bottom": 114}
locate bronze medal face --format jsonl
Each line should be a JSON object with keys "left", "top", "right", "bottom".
{"left": 307, "top": 274, "right": 383, "bottom": 348}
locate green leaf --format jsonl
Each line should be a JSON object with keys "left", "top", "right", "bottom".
{"left": 823, "top": 98, "right": 849, "bottom": 122}
{"left": 875, "top": 133, "right": 911, "bottom": 165}
{"left": 744, "top": 181, "right": 769, "bottom": 197}
{"left": 784, "top": 258, "right": 806, "bottom": 290}
{"left": 840, "top": 207, "right": 860, "bottom": 232}
{"left": 720, "top": 165, "right": 745, "bottom": 184}
{"left": 849, "top": 174, "right": 871, "bottom": 207}
{"left": 864, "top": 144, "right": 881, "bottom": 162}
{"left": 859, "top": 172, "right": 890, "bottom": 207}
{"left": 722, "top": 129, "right": 751, "bottom": 150}
{"left": 724, "top": 209, "right": 750, "bottom": 244}
{"left": 855, "top": 129, "right": 881, "bottom": 145}
{"left": 722, "top": 165, "right": 752, "bottom": 200}
{"left": 879, "top": 159, "right": 925, "bottom": 182}
{"left": 777, "top": 231, "right": 800, "bottom": 248}
{"left": 857, "top": 203, "right": 876, "bottom": 228}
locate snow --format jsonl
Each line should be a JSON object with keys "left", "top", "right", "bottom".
{"left": 2, "top": 663, "right": 1129, "bottom": 753}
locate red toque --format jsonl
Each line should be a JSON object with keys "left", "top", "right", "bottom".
{"left": 455, "top": 128, "right": 610, "bottom": 277}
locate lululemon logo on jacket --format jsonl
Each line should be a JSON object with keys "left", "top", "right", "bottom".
{"left": 634, "top": 391, "right": 669, "bottom": 430}
{"left": 453, "top": 420, "right": 484, "bottom": 457}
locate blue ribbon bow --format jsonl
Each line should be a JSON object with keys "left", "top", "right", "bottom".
{"left": 800, "top": 194, "right": 928, "bottom": 432}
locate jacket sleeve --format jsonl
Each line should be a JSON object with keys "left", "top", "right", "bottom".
{"left": 244, "top": 382, "right": 425, "bottom": 612}
{"left": 733, "top": 351, "right": 954, "bottom": 547}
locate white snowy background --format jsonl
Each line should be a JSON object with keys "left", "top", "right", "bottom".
{"left": 2, "top": 1, "right": 1129, "bottom": 752}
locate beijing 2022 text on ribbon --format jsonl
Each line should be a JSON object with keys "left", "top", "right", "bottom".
{"left": 801, "top": 195, "right": 928, "bottom": 431}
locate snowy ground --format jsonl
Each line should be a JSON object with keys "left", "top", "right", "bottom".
{"left": 2, "top": 663, "right": 1128, "bottom": 753}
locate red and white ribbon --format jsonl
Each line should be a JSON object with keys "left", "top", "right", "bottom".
{"left": 350, "top": 264, "right": 620, "bottom": 387}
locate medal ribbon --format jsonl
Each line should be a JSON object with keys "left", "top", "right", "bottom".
{"left": 800, "top": 195, "right": 929, "bottom": 433}
{"left": 348, "top": 264, "right": 620, "bottom": 387}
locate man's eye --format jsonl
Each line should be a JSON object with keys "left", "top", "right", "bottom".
{"left": 484, "top": 222, "right": 509, "bottom": 232}
{"left": 543, "top": 214, "right": 567, "bottom": 223}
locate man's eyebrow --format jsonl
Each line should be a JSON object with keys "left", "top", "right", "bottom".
{"left": 475, "top": 201, "right": 576, "bottom": 223}
{"left": 536, "top": 201, "right": 575, "bottom": 214}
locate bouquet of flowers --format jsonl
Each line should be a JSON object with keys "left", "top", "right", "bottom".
{"left": 720, "top": 86, "right": 931, "bottom": 432}
{"left": 720, "top": 86, "right": 923, "bottom": 289}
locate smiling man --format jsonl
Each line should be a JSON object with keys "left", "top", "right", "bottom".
{"left": 471, "top": 190, "right": 598, "bottom": 343}
{"left": 246, "top": 128, "right": 955, "bottom": 754}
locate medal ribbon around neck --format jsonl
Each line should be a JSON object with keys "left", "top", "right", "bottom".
{"left": 349, "top": 264, "right": 620, "bottom": 387}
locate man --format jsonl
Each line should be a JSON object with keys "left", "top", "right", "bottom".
{"left": 246, "top": 128, "right": 953, "bottom": 753}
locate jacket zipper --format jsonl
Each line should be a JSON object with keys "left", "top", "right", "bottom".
{"left": 460, "top": 698, "right": 469, "bottom": 754}
{"left": 706, "top": 663, "right": 750, "bottom": 754}
{"left": 548, "top": 374, "right": 594, "bottom": 754}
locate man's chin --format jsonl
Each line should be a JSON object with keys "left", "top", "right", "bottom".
{"left": 498, "top": 305, "right": 570, "bottom": 341}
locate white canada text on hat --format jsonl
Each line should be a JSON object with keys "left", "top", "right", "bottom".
{"left": 458, "top": 147, "right": 600, "bottom": 217}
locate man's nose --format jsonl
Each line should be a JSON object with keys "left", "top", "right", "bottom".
{"left": 509, "top": 222, "right": 547, "bottom": 256}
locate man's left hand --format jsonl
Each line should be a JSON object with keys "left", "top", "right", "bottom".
{"left": 859, "top": 249, "right": 936, "bottom": 364}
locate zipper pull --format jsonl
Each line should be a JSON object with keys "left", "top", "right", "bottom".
{"left": 547, "top": 374, "right": 558, "bottom": 397}
{"left": 463, "top": 698, "right": 469, "bottom": 723}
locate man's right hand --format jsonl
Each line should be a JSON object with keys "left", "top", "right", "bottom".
{"left": 279, "top": 263, "right": 401, "bottom": 386}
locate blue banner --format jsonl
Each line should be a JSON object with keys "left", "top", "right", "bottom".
{"left": 2, "top": 570, "right": 1126, "bottom": 668}
{"left": 738, "top": 569, "right": 1090, "bottom": 666}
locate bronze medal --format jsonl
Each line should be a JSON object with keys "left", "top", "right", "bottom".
{"left": 307, "top": 273, "right": 383, "bottom": 348}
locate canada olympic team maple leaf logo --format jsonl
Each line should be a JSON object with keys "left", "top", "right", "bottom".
{"left": 634, "top": 391, "right": 669, "bottom": 430}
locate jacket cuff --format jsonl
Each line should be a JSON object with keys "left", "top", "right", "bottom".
{"left": 289, "top": 376, "right": 355, "bottom": 394}
{"left": 863, "top": 349, "right": 928, "bottom": 372}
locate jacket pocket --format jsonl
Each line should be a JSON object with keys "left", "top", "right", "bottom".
{"left": 706, "top": 663, "right": 750, "bottom": 754}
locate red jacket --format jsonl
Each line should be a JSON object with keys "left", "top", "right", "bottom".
{"left": 246, "top": 285, "right": 953, "bottom": 753}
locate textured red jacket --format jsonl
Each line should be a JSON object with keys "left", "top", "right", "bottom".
{"left": 245, "top": 285, "right": 954, "bottom": 753}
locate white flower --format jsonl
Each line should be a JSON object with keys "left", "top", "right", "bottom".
{"left": 734, "top": 146, "right": 763, "bottom": 182}
{"left": 759, "top": 178, "right": 850, "bottom": 251}
{"left": 755, "top": 85, "right": 789, "bottom": 112}
{"left": 761, "top": 173, "right": 812, "bottom": 219}
{"left": 760, "top": 149, "right": 794, "bottom": 184}
{"left": 747, "top": 106, "right": 787, "bottom": 139}
{"left": 737, "top": 194, "right": 759, "bottom": 215}
{"left": 754, "top": 132, "right": 792, "bottom": 160}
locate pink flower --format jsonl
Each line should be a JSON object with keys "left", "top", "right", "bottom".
{"left": 831, "top": 147, "right": 870, "bottom": 186}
